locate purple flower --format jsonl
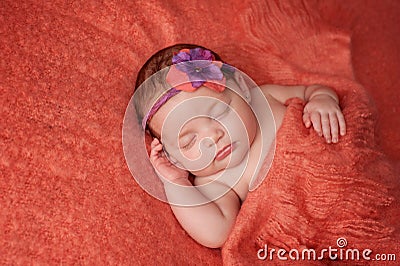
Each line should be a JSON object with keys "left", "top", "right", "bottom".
{"left": 172, "top": 48, "right": 223, "bottom": 88}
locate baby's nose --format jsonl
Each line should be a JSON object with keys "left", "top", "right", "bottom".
{"left": 202, "top": 126, "right": 224, "bottom": 148}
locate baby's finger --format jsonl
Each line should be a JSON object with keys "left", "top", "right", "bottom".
{"left": 303, "top": 112, "right": 312, "bottom": 128}
{"left": 329, "top": 113, "right": 339, "bottom": 143}
{"left": 151, "top": 138, "right": 159, "bottom": 148}
{"left": 154, "top": 144, "right": 163, "bottom": 154}
{"left": 150, "top": 143, "right": 163, "bottom": 160}
{"left": 150, "top": 145, "right": 160, "bottom": 161}
{"left": 337, "top": 111, "right": 346, "bottom": 136}
{"left": 152, "top": 138, "right": 163, "bottom": 151}
{"left": 321, "top": 113, "right": 331, "bottom": 143}
{"left": 310, "top": 112, "right": 322, "bottom": 136}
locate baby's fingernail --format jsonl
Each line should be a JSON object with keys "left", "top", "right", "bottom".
{"left": 326, "top": 138, "right": 331, "bottom": 143}
{"left": 332, "top": 137, "right": 338, "bottom": 143}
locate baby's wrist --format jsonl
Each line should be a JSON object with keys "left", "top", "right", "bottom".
{"left": 305, "top": 85, "right": 339, "bottom": 104}
{"left": 309, "top": 93, "right": 338, "bottom": 104}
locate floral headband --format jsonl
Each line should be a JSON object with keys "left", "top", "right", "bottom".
{"left": 141, "top": 48, "right": 235, "bottom": 130}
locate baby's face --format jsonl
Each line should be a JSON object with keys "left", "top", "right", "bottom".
{"left": 149, "top": 78, "right": 257, "bottom": 177}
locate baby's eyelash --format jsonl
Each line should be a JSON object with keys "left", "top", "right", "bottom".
{"left": 223, "top": 105, "right": 231, "bottom": 114}
{"left": 181, "top": 137, "right": 196, "bottom": 150}
{"left": 216, "top": 102, "right": 232, "bottom": 118}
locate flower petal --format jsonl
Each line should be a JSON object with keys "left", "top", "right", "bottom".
{"left": 191, "top": 60, "right": 212, "bottom": 69}
{"left": 204, "top": 81, "right": 226, "bottom": 92}
{"left": 203, "top": 64, "right": 223, "bottom": 80}
{"left": 175, "top": 60, "right": 196, "bottom": 73}
{"left": 168, "top": 48, "right": 235, "bottom": 93}
{"left": 175, "top": 60, "right": 213, "bottom": 75}
{"left": 191, "top": 80, "right": 205, "bottom": 88}
{"left": 221, "top": 63, "right": 235, "bottom": 75}
{"left": 187, "top": 71, "right": 205, "bottom": 83}
{"left": 190, "top": 48, "right": 213, "bottom": 61}
{"left": 172, "top": 51, "right": 191, "bottom": 64}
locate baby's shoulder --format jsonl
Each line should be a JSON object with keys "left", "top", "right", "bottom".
{"left": 193, "top": 175, "right": 222, "bottom": 186}
{"left": 193, "top": 175, "right": 235, "bottom": 192}
{"left": 193, "top": 175, "right": 242, "bottom": 203}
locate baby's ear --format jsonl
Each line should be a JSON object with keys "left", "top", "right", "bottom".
{"left": 233, "top": 71, "right": 252, "bottom": 103}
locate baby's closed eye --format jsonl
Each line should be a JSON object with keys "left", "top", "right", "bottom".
{"left": 210, "top": 101, "right": 231, "bottom": 119}
{"left": 180, "top": 134, "right": 197, "bottom": 150}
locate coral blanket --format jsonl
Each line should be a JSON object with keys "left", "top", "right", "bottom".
{"left": 221, "top": 3, "right": 400, "bottom": 262}
{"left": 1, "top": 0, "right": 399, "bottom": 264}
{"left": 223, "top": 94, "right": 400, "bottom": 264}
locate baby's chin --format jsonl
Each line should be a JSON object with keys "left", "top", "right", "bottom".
{"left": 188, "top": 152, "right": 247, "bottom": 178}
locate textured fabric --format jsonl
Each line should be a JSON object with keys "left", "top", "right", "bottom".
{"left": 1, "top": 0, "right": 399, "bottom": 264}
{"left": 223, "top": 94, "right": 400, "bottom": 264}
{"left": 220, "top": 2, "right": 400, "bottom": 264}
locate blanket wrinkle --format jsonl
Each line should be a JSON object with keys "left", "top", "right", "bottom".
{"left": 218, "top": 3, "right": 399, "bottom": 261}
{"left": 222, "top": 95, "right": 399, "bottom": 264}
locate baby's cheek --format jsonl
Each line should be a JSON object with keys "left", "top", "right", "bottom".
{"left": 180, "top": 148, "right": 200, "bottom": 160}
{"left": 240, "top": 107, "right": 257, "bottom": 140}
{"left": 226, "top": 114, "right": 249, "bottom": 137}
{"left": 174, "top": 140, "right": 216, "bottom": 172}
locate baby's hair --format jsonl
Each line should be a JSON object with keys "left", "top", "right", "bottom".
{"left": 133, "top": 44, "right": 223, "bottom": 135}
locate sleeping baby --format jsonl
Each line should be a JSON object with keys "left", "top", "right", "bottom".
{"left": 133, "top": 44, "right": 346, "bottom": 248}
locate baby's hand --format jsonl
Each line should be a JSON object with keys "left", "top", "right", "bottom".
{"left": 302, "top": 94, "right": 346, "bottom": 143}
{"left": 149, "top": 138, "right": 189, "bottom": 184}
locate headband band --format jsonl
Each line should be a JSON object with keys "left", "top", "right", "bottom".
{"left": 141, "top": 87, "right": 181, "bottom": 130}
{"left": 141, "top": 48, "right": 234, "bottom": 131}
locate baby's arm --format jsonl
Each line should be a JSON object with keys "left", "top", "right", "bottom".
{"left": 150, "top": 138, "right": 241, "bottom": 248}
{"left": 261, "top": 84, "right": 346, "bottom": 143}
{"left": 164, "top": 178, "right": 240, "bottom": 248}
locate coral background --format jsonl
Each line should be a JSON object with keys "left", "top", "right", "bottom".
{"left": 1, "top": 0, "right": 399, "bottom": 264}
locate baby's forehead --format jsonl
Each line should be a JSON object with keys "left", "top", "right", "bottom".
{"left": 170, "top": 89, "right": 234, "bottom": 112}
{"left": 182, "top": 83, "right": 240, "bottom": 101}
{"left": 163, "top": 89, "right": 238, "bottom": 124}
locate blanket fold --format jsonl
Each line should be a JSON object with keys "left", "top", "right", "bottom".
{"left": 222, "top": 87, "right": 400, "bottom": 265}
{"left": 220, "top": 2, "right": 400, "bottom": 264}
